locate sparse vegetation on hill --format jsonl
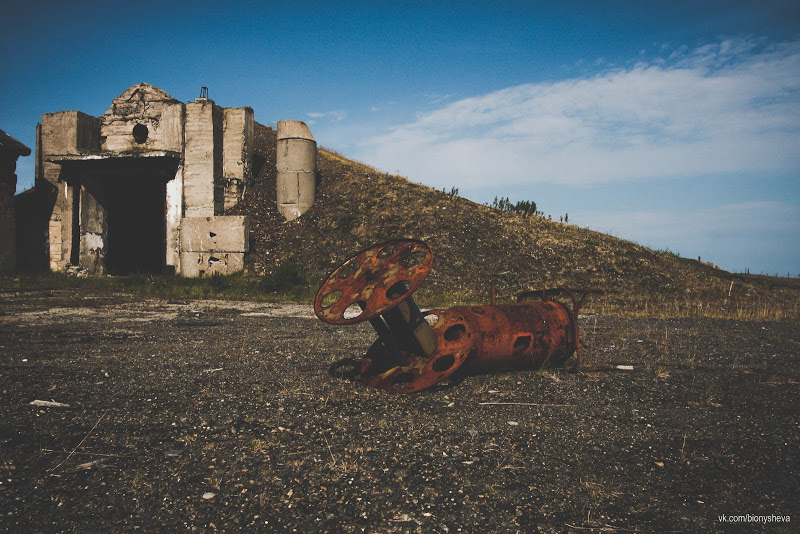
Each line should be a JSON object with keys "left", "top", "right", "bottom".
{"left": 228, "top": 123, "right": 800, "bottom": 321}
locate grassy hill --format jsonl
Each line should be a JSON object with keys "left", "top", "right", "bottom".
{"left": 228, "top": 124, "right": 799, "bottom": 321}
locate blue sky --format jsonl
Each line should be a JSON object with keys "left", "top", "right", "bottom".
{"left": 2, "top": 0, "right": 798, "bottom": 275}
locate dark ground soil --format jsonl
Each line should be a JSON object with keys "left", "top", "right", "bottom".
{"left": 0, "top": 289, "right": 797, "bottom": 533}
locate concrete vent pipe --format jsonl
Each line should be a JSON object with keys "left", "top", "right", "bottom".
{"left": 276, "top": 120, "right": 317, "bottom": 221}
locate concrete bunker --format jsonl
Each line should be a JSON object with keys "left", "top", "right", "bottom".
{"left": 17, "top": 83, "right": 318, "bottom": 276}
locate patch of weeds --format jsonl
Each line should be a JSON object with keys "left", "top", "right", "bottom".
{"left": 209, "top": 272, "right": 228, "bottom": 293}
{"left": 658, "top": 248, "right": 681, "bottom": 259}
{"left": 260, "top": 262, "right": 305, "bottom": 294}
{"left": 500, "top": 271, "right": 519, "bottom": 285}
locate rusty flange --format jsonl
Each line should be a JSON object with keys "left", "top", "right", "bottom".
{"left": 314, "top": 240, "right": 432, "bottom": 325}
{"left": 358, "top": 308, "right": 475, "bottom": 393}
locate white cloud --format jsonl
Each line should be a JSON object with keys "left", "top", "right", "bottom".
{"left": 306, "top": 110, "right": 347, "bottom": 125}
{"left": 356, "top": 38, "right": 800, "bottom": 189}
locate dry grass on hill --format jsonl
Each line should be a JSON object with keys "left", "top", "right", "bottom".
{"left": 229, "top": 123, "right": 800, "bottom": 321}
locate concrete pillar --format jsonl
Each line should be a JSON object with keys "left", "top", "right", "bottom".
{"left": 276, "top": 120, "right": 316, "bottom": 221}
{"left": 184, "top": 98, "right": 223, "bottom": 218}
{"left": 222, "top": 107, "right": 254, "bottom": 212}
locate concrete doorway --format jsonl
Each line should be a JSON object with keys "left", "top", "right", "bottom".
{"left": 105, "top": 175, "right": 166, "bottom": 275}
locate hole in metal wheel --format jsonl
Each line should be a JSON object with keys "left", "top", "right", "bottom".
{"left": 424, "top": 313, "right": 439, "bottom": 326}
{"left": 377, "top": 243, "right": 400, "bottom": 258}
{"left": 432, "top": 354, "right": 456, "bottom": 373}
{"left": 320, "top": 290, "right": 342, "bottom": 308}
{"left": 337, "top": 261, "right": 359, "bottom": 279}
{"left": 343, "top": 301, "right": 366, "bottom": 320}
{"left": 400, "top": 249, "right": 428, "bottom": 269}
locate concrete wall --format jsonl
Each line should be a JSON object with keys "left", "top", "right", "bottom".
{"left": 276, "top": 120, "right": 316, "bottom": 221}
{"left": 179, "top": 215, "right": 248, "bottom": 276}
{"left": 184, "top": 99, "right": 223, "bottom": 218}
{"left": 40, "top": 111, "right": 100, "bottom": 158}
{"left": 101, "top": 84, "right": 184, "bottom": 153}
{"left": 222, "top": 107, "right": 254, "bottom": 212}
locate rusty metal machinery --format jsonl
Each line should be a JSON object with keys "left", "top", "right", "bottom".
{"left": 314, "top": 239, "right": 603, "bottom": 393}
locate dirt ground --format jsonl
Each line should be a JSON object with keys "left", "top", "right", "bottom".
{"left": 0, "top": 288, "right": 797, "bottom": 533}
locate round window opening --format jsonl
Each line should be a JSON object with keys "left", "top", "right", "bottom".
{"left": 132, "top": 124, "right": 149, "bottom": 144}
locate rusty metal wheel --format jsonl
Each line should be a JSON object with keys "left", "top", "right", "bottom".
{"left": 359, "top": 308, "right": 475, "bottom": 393}
{"left": 314, "top": 239, "right": 433, "bottom": 325}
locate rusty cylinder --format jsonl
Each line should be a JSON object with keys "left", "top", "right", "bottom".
{"left": 427, "top": 301, "right": 577, "bottom": 373}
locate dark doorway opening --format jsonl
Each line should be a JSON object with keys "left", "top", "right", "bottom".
{"left": 105, "top": 175, "right": 166, "bottom": 275}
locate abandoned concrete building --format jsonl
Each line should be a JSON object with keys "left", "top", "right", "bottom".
{"left": 1, "top": 130, "right": 31, "bottom": 272}
{"left": 16, "top": 83, "right": 316, "bottom": 276}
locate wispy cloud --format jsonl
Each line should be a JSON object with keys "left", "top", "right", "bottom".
{"left": 357, "top": 38, "right": 800, "bottom": 188}
{"left": 306, "top": 110, "right": 347, "bottom": 125}
{"left": 369, "top": 101, "right": 397, "bottom": 113}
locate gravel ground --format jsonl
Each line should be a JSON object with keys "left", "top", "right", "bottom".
{"left": 0, "top": 289, "right": 797, "bottom": 533}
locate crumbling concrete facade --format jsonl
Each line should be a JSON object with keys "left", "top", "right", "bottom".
{"left": 0, "top": 129, "right": 31, "bottom": 272}
{"left": 18, "top": 83, "right": 317, "bottom": 276}
{"left": 26, "top": 83, "right": 260, "bottom": 276}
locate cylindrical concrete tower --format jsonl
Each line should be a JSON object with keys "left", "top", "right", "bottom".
{"left": 276, "top": 120, "right": 316, "bottom": 221}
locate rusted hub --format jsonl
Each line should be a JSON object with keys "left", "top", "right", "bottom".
{"left": 314, "top": 240, "right": 432, "bottom": 325}
{"left": 359, "top": 308, "right": 475, "bottom": 393}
